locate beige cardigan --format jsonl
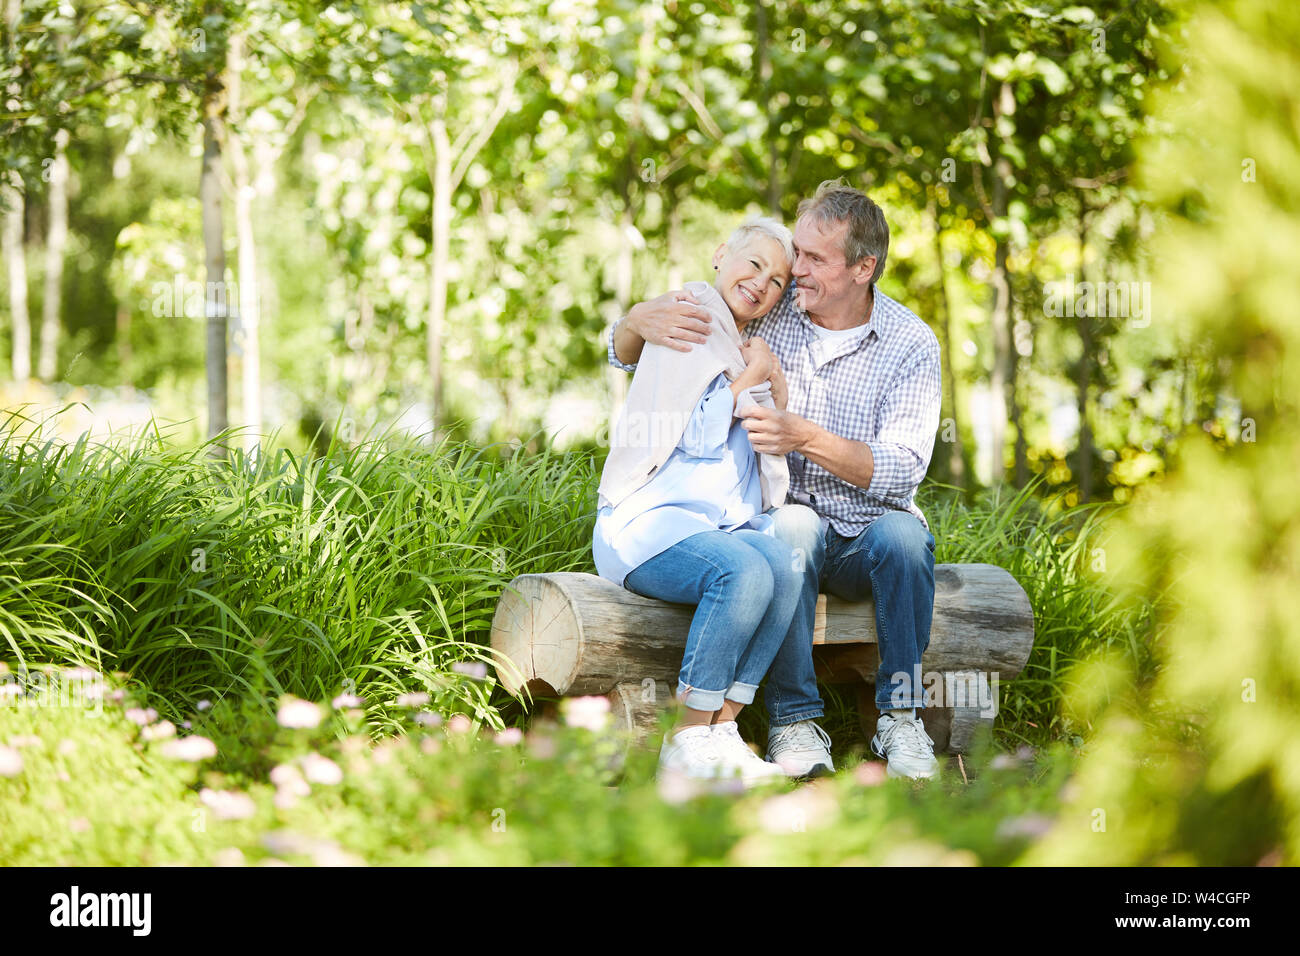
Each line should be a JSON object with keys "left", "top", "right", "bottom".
{"left": 598, "top": 280, "right": 790, "bottom": 511}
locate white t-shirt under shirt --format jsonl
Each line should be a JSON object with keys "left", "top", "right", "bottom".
{"left": 806, "top": 319, "right": 869, "bottom": 368}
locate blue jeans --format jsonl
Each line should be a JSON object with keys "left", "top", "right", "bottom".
{"left": 623, "top": 529, "right": 802, "bottom": 713}
{"left": 764, "top": 504, "right": 936, "bottom": 725}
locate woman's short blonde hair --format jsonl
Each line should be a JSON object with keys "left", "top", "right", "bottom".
{"left": 726, "top": 215, "right": 795, "bottom": 271}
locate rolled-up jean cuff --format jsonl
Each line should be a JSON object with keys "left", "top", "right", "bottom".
{"left": 678, "top": 683, "right": 726, "bottom": 712}
{"left": 768, "top": 709, "right": 825, "bottom": 728}
{"left": 877, "top": 697, "right": 928, "bottom": 711}
{"left": 725, "top": 681, "right": 759, "bottom": 705}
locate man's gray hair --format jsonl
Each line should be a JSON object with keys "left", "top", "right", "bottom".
{"left": 797, "top": 179, "right": 890, "bottom": 285}
{"left": 727, "top": 215, "right": 795, "bottom": 270}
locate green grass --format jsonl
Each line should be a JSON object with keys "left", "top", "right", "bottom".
{"left": 0, "top": 411, "right": 1161, "bottom": 759}
{"left": 0, "top": 414, "right": 1175, "bottom": 865}
{"left": 0, "top": 664, "right": 1081, "bottom": 866}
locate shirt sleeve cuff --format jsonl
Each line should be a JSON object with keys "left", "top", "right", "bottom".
{"left": 865, "top": 441, "right": 906, "bottom": 499}
{"left": 608, "top": 323, "right": 638, "bottom": 372}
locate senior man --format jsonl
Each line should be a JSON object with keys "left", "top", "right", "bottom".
{"left": 607, "top": 180, "right": 943, "bottom": 780}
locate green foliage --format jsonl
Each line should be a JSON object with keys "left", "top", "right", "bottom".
{"left": 0, "top": 410, "right": 598, "bottom": 726}
{"left": 0, "top": 663, "right": 1082, "bottom": 866}
{"left": 1022, "top": 0, "right": 1300, "bottom": 865}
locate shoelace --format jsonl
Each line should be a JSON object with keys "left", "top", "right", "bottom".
{"left": 771, "top": 720, "right": 831, "bottom": 756}
{"left": 878, "top": 714, "right": 934, "bottom": 758}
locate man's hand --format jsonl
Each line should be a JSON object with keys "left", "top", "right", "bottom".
{"left": 615, "top": 289, "right": 714, "bottom": 365}
{"left": 738, "top": 405, "right": 816, "bottom": 455}
{"left": 768, "top": 357, "right": 789, "bottom": 411}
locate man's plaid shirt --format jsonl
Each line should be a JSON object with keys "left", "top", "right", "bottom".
{"left": 608, "top": 280, "right": 942, "bottom": 537}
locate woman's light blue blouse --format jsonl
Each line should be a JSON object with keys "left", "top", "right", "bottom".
{"left": 593, "top": 371, "right": 775, "bottom": 587}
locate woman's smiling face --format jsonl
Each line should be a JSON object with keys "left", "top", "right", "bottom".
{"left": 713, "top": 236, "right": 791, "bottom": 324}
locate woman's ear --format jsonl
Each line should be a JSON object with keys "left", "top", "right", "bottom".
{"left": 712, "top": 243, "right": 727, "bottom": 271}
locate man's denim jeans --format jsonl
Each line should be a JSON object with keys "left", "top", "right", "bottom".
{"left": 764, "top": 504, "right": 936, "bottom": 725}
{"left": 624, "top": 529, "right": 801, "bottom": 713}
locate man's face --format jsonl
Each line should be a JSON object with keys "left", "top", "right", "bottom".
{"left": 791, "top": 216, "right": 874, "bottom": 316}
{"left": 713, "top": 236, "right": 791, "bottom": 323}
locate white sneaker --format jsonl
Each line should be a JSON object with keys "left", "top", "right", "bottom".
{"left": 710, "top": 721, "right": 787, "bottom": 786}
{"left": 765, "top": 720, "right": 835, "bottom": 777}
{"left": 657, "top": 725, "right": 722, "bottom": 780}
{"left": 870, "top": 711, "right": 939, "bottom": 780}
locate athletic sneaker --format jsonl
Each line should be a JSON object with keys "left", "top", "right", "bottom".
{"left": 870, "top": 711, "right": 939, "bottom": 779}
{"left": 657, "top": 725, "right": 722, "bottom": 780}
{"left": 765, "top": 719, "right": 835, "bottom": 777}
{"left": 709, "top": 721, "right": 787, "bottom": 785}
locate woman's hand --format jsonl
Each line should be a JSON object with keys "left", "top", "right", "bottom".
{"left": 730, "top": 338, "right": 779, "bottom": 408}
{"left": 740, "top": 337, "right": 776, "bottom": 381}
{"left": 745, "top": 338, "right": 787, "bottom": 409}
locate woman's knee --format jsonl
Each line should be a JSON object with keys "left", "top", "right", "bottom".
{"left": 703, "top": 540, "right": 775, "bottom": 607}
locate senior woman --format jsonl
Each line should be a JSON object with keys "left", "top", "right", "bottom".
{"left": 594, "top": 216, "right": 798, "bottom": 787}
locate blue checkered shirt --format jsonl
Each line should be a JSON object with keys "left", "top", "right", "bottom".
{"left": 608, "top": 281, "right": 942, "bottom": 537}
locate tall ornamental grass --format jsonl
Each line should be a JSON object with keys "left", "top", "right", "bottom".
{"left": 1, "top": 411, "right": 1158, "bottom": 751}
{"left": 0, "top": 411, "right": 597, "bottom": 729}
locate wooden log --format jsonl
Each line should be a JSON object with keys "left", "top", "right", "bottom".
{"left": 607, "top": 679, "right": 674, "bottom": 739}
{"left": 490, "top": 567, "right": 1034, "bottom": 698}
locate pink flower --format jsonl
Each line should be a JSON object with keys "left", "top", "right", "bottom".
{"left": 561, "top": 695, "right": 611, "bottom": 732}
{"left": 213, "top": 847, "right": 246, "bottom": 867}
{"left": 0, "top": 745, "right": 22, "bottom": 777}
{"left": 446, "top": 714, "right": 473, "bottom": 735}
{"left": 494, "top": 727, "right": 523, "bottom": 746}
{"left": 452, "top": 661, "right": 488, "bottom": 680}
{"left": 395, "top": 692, "right": 429, "bottom": 708}
{"left": 196, "top": 699, "right": 212, "bottom": 712}
{"left": 419, "top": 736, "right": 442, "bottom": 755}
{"left": 414, "top": 711, "right": 442, "bottom": 727}
{"left": 141, "top": 720, "right": 177, "bottom": 741}
{"left": 199, "top": 788, "right": 257, "bottom": 820}
{"left": 159, "top": 735, "right": 217, "bottom": 762}
{"left": 853, "top": 761, "right": 888, "bottom": 787}
{"left": 332, "top": 693, "right": 364, "bottom": 709}
{"left": 276, "top": 696, "right": 323, "bottom": 729}
{"left": 269, "top": 763, "right": 303, "bottom": 787}
{"left": 125, "top": 707, "right": 158, "bottom": 726}
{"left": 300, "top": 753, "right": 343, "bottom": 785}
{"left": 7, "top": 734, "right": 41, "bottom": 748}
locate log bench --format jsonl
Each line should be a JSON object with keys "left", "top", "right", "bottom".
{"left": 490, "top": 566, "right": 1034, "bottom": 755}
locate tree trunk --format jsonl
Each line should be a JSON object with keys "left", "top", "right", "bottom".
{"left": 1075, "top": 213, "right": 1094, "bottom": 503}
{"left": 755, "top": 0, "right": 780, "bottom": 213}
{"left": 665, "top": 189, "right": 683, "bottom": 291}
{"left": 201, "top": 92, "right": 228, "bottom": 453}
{"left": 37, "top": 129, "right": 69, "bottom": 382}
{"left": 931, "top": 216, "right": 966, "bottom": 487}
{"left": 1009, "top": 300, "right": 1029, "bottom": 487}
{"left": 2, "top": 170, "right": 28, "bottom": 382}
{"left": 227, "top": 33, "right": 261, "bottom": 457}
{"left": 988, "top": 224, "right": 1011, "bottom": 485}
{"left": 116, "top": 305, "right": 131, "bottom": 394}
{"left": 427, "top": 115, "right": 451, "bottom": 431}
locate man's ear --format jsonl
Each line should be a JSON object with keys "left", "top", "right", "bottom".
{"left": 852, "top": 255, "right": 877, "bottom": 286}
{"left": 712, "top": 243, "right": 728, "bottom": 271}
